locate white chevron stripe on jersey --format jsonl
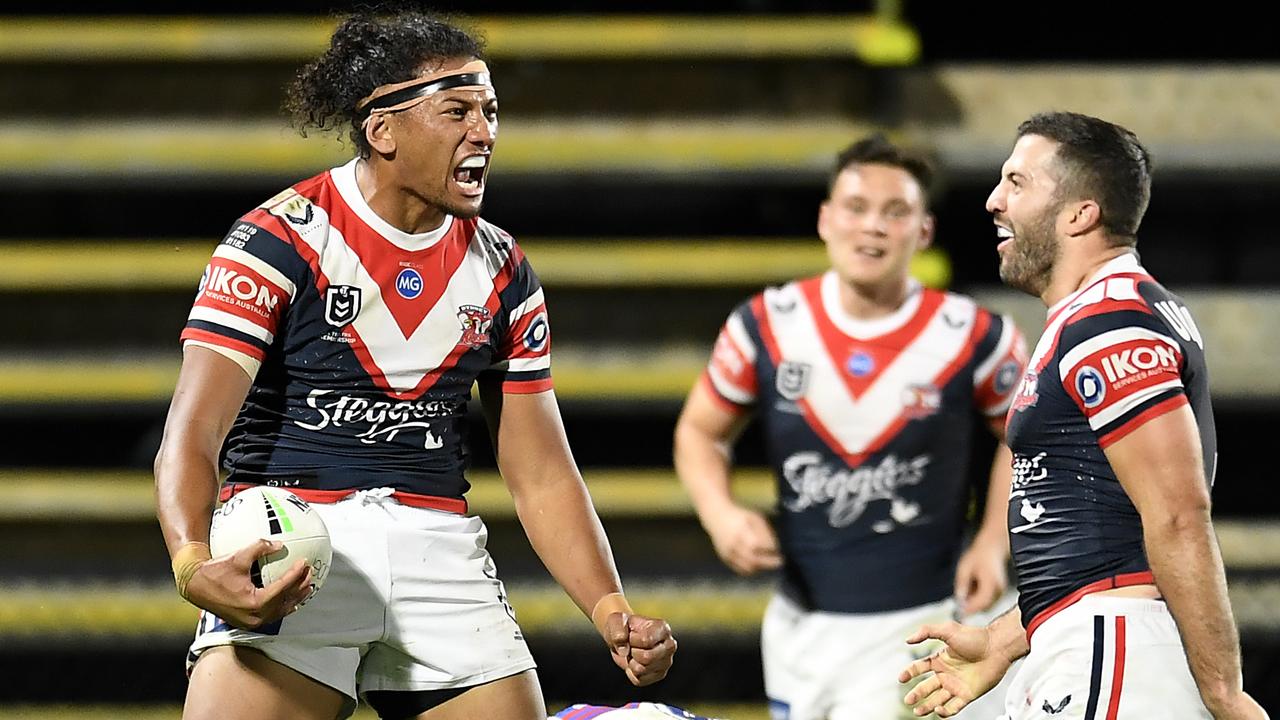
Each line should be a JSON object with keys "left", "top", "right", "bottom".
{"left": 708, "top": 365, "right": 755, "bottom": 405}
{"left": 764, "top": 284, "right": 977, "bottom": 456}
{"left": 506, "top": 356, "right": 551, "bottom": 372}
{"left": 508, "top": 287, "right": 544, "bottom": 325}
{"left": 212, "top": 243, "right": 298, "bottom": 300}
{"left": 287, "top": 203, "right": 499, "bottom": 395}
{"left": 725, "top": 313, "right": 757, "bottom": 364}
{"left": 189, "top": 305, "right": 274, "bottom": 344}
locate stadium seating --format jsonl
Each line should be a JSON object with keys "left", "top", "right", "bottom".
{"left": 1, "top": 7, "right": 1278, "bottom": 719}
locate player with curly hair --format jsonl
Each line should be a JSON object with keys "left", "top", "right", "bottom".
{"left": 156, "top": 9, "right": 675, "bottom": 720}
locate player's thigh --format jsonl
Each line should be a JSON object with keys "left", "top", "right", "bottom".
{"left": 415, "top": 669, "right": 545, "bottom": 720}
{"left": 184, "top": 646, "right": 349, "bottom": 720}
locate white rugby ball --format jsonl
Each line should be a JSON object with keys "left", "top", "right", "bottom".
{"left": 209, "top": 486, "right": 332, "bottom": 599}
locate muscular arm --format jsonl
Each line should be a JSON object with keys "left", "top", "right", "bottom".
{"left": 479, "top": 385, "right": 623, "bottom": 615}
{"left": 1105, "top": 404, "right": 1248, "bottom": 714}
{"left": 480, "top": 384, "right": 675, "bottom": 685}
{"left": 154, "top": 346, "right": 253, "bottom": 557}
{"left": 673, "top": 381, "right": 780, "bottom": 575}
{"left": 154, "top": 345, "right": 310, "bottom": 627}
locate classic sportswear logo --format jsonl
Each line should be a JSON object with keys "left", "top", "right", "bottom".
{"left": 1042, "top": 695, "right": 1071, "bottom": 714}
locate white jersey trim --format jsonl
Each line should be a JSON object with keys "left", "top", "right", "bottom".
{"left": 212, "top": 244, "right": 298, "bottom": 300}
{"left": 725, "top": 312, "right": 757, "bottom": 364}
{"left": 1058, "top": 327, "right": 1180, "bottom": 382}
{"left": 708, "top": 365, "right": 756, "bottom": 405}
{"left": 330, "top": 158, "right": 454, "bottom": 252}
{"left": 765, "top": 283, "right": 976, "bottom": 455}
{"left": 1088, "top": 378, "right": 1184, "bottom": 430}
{"left": 506, "top": 356, "right": 551, "bottom": 372}
{"left": 819, "top": 270, "right": 923, "bottom": 339}
{"left": 508, "top": 287, "right": 545, "bottom": 325}
{"left": 189, "top": 305, "right": 274, "bottom": 345}
{"left": 286, "top": 201, "right": 499, "bottom": 395}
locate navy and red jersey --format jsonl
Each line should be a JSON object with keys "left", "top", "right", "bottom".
{"left": 1005, "top": 254, "right": 1216, "bottom": 639}
{"left": 704, "top": 272, "right": 1027, "bottom": 613}
{"left": 181, "top": 159, "right": 552, "bottom": 502}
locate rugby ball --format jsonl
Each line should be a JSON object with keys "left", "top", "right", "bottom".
{"left": 209, "top": 486, "right": 332, "bottom": 599}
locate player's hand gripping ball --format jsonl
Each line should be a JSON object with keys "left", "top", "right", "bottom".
{"left": 210, "top": 486, "right": 332, "bottom": 603}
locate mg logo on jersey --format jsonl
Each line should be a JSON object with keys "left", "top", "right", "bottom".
{"left": 396, "top": 268, "right": 424, "bottom": 299}
{"left": 846, "top": 351, "right": 875, "bottom": 377}
{"left": 1100, "top": 343, "right": 1178, "bottom": 386}
{"left": 324, "top": 285, "right": 361, "bottom": 327}
{"left": 776, "top": 361, "right": 811, "bottom": 400}
{"left": 457, "top": 305, "right": 492, "bottom": 348}
{"left": 201, "top": 265, "right": 281, "bottom": 314}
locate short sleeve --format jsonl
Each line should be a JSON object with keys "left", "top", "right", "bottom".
{"left": 702, "top": 302, "right": 759, "bottom": 412}
{"left": 180, "top": 220, "right": 302, "bottom": 371}
{"left": 484, "top": 251, "right": 552, "bottom": 394}
{"left": 973, "top": 312, "right": 1029, "bottom": 417}
{"left": 1057, "top": 311, "right": 1188, "bottom": 448}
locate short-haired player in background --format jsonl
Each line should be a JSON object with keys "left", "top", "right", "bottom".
{"left": 154, "top": 10, "right": 674, "bottom": 720}
{"left": 900, "top": 112, "right": 1268, "bottom": 719}
{"left": 674, "top": 135, "right": 1027, "bottom": 719}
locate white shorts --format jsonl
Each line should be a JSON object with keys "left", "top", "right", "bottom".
{"left": 188, "top": 488, "right": 535, "bottom": 715}
{"left": 762, "top": 591, "right": 1021, "bottom": 720}
{"left": 999, "top": 596, "right": 1210, "bottom": 720}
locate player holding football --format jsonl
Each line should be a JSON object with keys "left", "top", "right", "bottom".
{"left": 154, "top": 10, "right": 675, "bottom": 720}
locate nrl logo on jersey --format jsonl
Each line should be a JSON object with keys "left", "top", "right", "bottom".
{"left": 324, "top": 285, "right": 361, "bottom": 327}
{"left": 776, "top": 361, "right": 811, "bottom": 400}
{"left": 457, "top": 305, "right": 492, "bottom": 348}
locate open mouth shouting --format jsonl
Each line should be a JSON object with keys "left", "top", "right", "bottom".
{"left": 453, "top": 154, "right": 488, "bottom": 197}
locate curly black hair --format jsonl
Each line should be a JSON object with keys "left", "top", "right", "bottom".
{"left": 285, "top": 7, "right": 485, "bottom": 158}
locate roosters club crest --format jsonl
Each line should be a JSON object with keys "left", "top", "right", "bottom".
{"left": 457, "top": 305, "right": 492, "bottom": 348}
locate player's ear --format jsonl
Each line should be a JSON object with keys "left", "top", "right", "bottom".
{"left": 817, "top": 200, "right": 834, "bottom": 246}
{"left": 917, "top": 212, "right": 935, "bottom": 251}
{"left": 1065, "top": 199, "right": 1102, "bottom": 237}
{"left": 365, "top": 114, "right": 397, "bottom": 157}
